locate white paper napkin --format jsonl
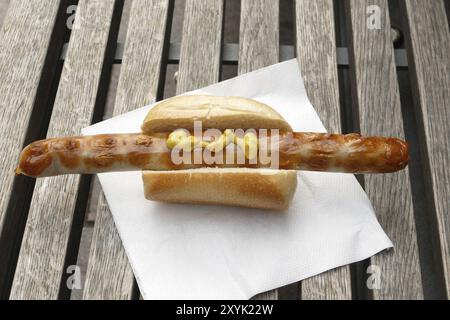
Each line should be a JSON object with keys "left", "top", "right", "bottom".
{"left": 82, "top": 59, "right": 392, "bottom": 300}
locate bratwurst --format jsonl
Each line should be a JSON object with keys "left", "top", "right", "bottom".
{"left": 16, "top": 132, "right": 409, "bottom": 178}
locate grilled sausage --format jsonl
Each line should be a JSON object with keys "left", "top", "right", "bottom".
{"left": 16, "top": 132, "right": 409, "bottom": 177}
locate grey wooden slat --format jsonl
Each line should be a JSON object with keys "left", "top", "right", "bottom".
{"left": 252, "top": 290, "right": 278, "bottom": 300}
{"left": 83, "top": 0, "right": 172, "bottom": 300}
{"left": 0, "top": 0, "right": 64, "bottom": 297}
{"left": 347, "top": 0, "right": 423, "bottom": 299}
{"left": 83, "top": 193, "right": 135, "bottom": 299}
{"left": 238, "top": 0, "right": 279, "bottom": 75}
{"left": 177, "top": 0, "right": 224, "bottom": 94}
{"left": 238, "top": 0, "right": 279, "bottom": 301}
{"left": 302, "top": 267, "right": 352, "bottom": 300}
{"left": 295, "top": 0, "right": 341, "bottom": 133}
{"left": 295, "top": 0, "right": 352, "bottom": 300}
{"left": 403, "top": 0, "right": 450, "bottom": 298}
{"left": 10, "top": 0, "right": 121, "bottom": 300}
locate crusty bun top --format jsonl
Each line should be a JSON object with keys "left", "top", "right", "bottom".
{"left": 141, "top": 95, "right": 293, "bottom": 133}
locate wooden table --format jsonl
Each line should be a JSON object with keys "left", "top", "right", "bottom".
{"left": 0, "top": 0, "right": 449, "bottom": 300}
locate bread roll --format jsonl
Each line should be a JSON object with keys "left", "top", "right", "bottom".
{"left": 142, "top": 168, "right": 297, "bottom": 210}
{"left": 141, "top": 95, "right": 293, "bottom": 134}
{"left": 141, "top": 95, "right": 297, "bottom": 210}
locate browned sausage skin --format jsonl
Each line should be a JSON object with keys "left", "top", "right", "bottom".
{"left": 16, "top": 132, "right": 409, "bottom": 177}
{"left": 279, "top": 133, "right": 409, "bottom": 174}
{"left": 16, "top": 134, "right": 171, "bottom": 177}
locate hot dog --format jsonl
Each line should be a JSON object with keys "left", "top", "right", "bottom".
{"left": 16, "top": 132, "right": 409, "bottom": 178}
{"left": 16, "top": 95, "right": 409, "bottom": 210}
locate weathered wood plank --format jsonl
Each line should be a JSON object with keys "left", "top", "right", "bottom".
{"left": 83, "top": 0, "right": 172, "bottom": 300}
{"left": 295, "top": 0, "right": 341, "bottom": 133}
{"left": 0, "top": 0, "right": 65, "bottom": 298}
{"left": 302, "top": 267, "right": 352, "bottom": 300}
{"left": 239, "top": 0, "right": 279, "bottom": 301}
{"left": 347, "top": 0, "right": 423, "bottom": 299}
{"left": 238, "top": 0, "right": 279, "bottom": 75}
{"left": 402, "top": 0, "right": 450, "bottom": 298}
{"left": 10, "top": 0, "right": 122, "bottom": 300}
{"left": 83, "top": 193, "right": 135, "bottom": 299}
{"left": 252, "top": 290, "right": 278, "bottom": 300}
{"left": 177, "top": 0, "right": 224, "bottom": 94}
{"left": 295, "top": 0, "right": 352, "bottom": 300}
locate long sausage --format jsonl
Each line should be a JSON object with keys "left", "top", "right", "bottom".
{"left": 16, "top": 132, "right": 409, "bottom": 177}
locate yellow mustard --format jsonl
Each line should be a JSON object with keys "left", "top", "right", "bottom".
{"left": 166, "top": 129, "right": 258, "bottom": 159}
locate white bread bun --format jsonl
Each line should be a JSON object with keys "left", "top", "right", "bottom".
{"left": 142, "top": 168, "right": 297, "bottom": 210}
{"left": 141, "top": 95, "right": 297, "bottom": 210}
{"left": 141, "top": 95, "right": 293, "bottom": 133}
